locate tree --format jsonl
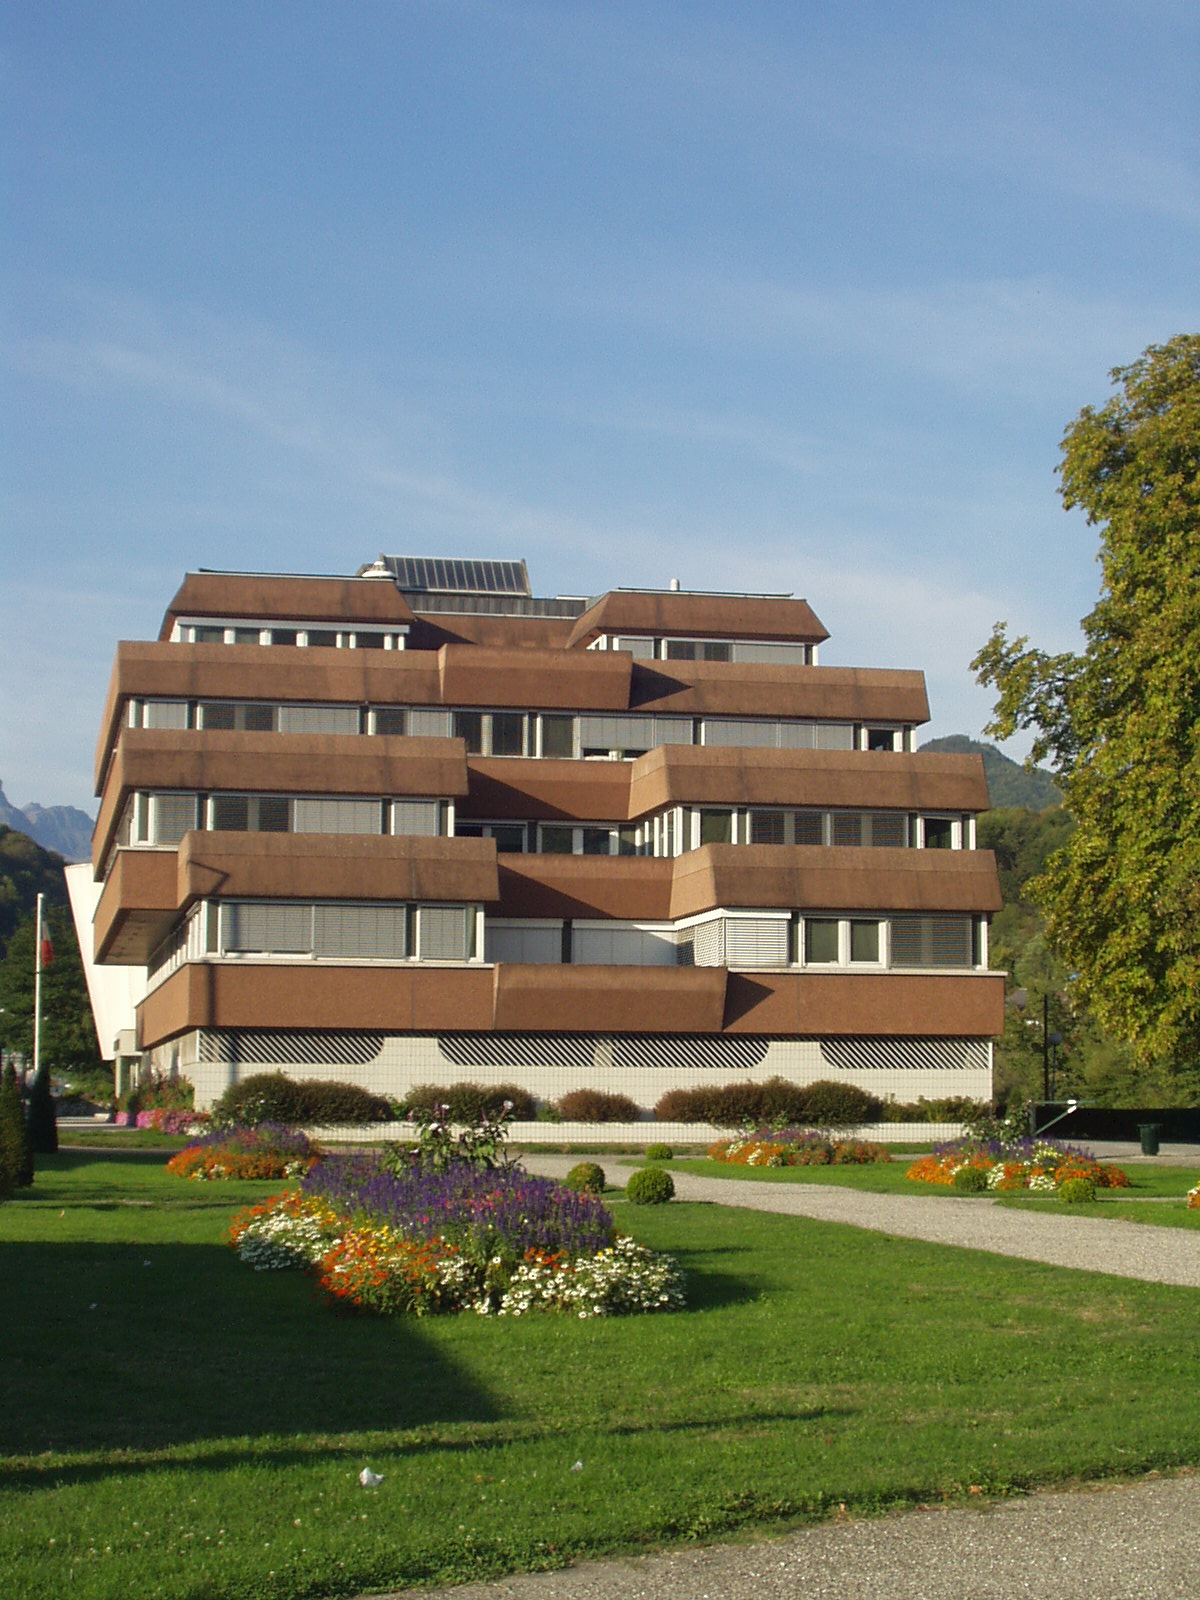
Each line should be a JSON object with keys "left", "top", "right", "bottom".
{"left": 0, "top": 906, "right": 101, "bottom": 1072}
{"left": 0, "top": 1062, "right": 33, "bottom": 1188}
{"left": 973, "top": 334, "right": 1200, "bottom": 1088}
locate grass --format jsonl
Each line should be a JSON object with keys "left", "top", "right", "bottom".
{"left": 1, "top": 1149, "right": 1198, "bottom": 1599}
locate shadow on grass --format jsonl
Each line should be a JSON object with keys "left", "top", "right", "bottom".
{"left": 0, "top": 1240, "right": 502, "bottom": 1458}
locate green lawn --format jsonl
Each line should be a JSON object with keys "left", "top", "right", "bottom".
{"left": 1, "top": 1150, "right": 1198, "bottom": 1599}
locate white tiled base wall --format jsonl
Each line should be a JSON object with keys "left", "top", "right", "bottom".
{"left": 314, "top": 1120, "right": 967, "bottom": 1147}
{"left": 149, "top": 1030, "right": 992, "bottom": 1113}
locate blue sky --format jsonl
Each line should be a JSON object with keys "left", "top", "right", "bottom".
{"left": 3, "top": 0, "right": 1197, "bottom": 814}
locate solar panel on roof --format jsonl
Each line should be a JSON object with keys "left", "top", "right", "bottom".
{"left": 382, "top": 555, "right": 530, "bottom": 596}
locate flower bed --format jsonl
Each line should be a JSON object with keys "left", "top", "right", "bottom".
{"left": 907, "top": 1137, "right": 1129, "bottom": 1193}
{"left": 166, "top": 1123, "right": 321, "bottom": 1181}
{"left": 1187, "top": 1182, "right": 1199, "bottom": 1211}
{"left": 709, "top": 1129, "right": 892, "bottom": 1167}
{"left": 228, "top": 1151, "right": 685, "bottom": 1318}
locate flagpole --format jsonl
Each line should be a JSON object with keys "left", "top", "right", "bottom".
{"left": 33, "top": 892, "right": 44, "bottom": 1081}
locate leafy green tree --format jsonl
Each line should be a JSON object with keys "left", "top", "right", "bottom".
{"left": 973, "top": 334, "right": 1200, "bottom": 1090}
{"left": 26, "top": 1066, "right": 58, "bottom": 1154}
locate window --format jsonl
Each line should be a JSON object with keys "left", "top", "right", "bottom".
{"left": 393, "top": 800, "right": 442, "bottom": 837}
{"left": 149, "top": 793, "right": 198, "bottom": 845}
{"left": 417, "top": 906, "right": 474, "bottom": 961}
{"left": 270, "top": 629, "right": 298, "bottom": 646}
{"left": 453, "top": 711, "right": 484, "bottom": 753}
{"left": 867, "top": 812, "right": 908, "bottom": 848}
{"left": 293, "top": 798, "right": 380, "bottom": 835}
{"left": 278, "top": 705, "right": 359, "bottom": 735}
{"left": 210, "top": 795, "right": 250, "bottom": 831}
{"left": 490, "top": 713, "right": 525, "bottom": 757}
{"left": 805, "top": 919, "right": 840, "bottom": 964}
{"left": 891, "top": 916, "right": 974, "bottom": 967}
{"left": 699, "top": 810, "right": 733, "bottom": 846}
{"left": 410, "top": 709, "right": 452, "bottom": 738}
{"left": 306, "top": 629, "right": 338, "bottom": 648}
{"left": 313, "top": 903, "right": 406, "bottom": 959}
{"left": 352, "top": 631, "right": 385, "bottom": 649}
{"left": 865, "top": 727, "right": 897, "bottom": 751}
{"left": 491, "top": 823, "right": 526, "bottom": 854}
{"left": 373, "top": 708, "right": 406, "bottom": 736}
{"left": 922, "top": 817, "right": 955, "bottom": 850}
{"left": 142, "top": 700, "right": 189, "bottom": 730}
{"left": 793, "top": 810, "right": 824, "bottom": 845}
{"left": 665, "top": 639, "right": 731, "bottom": 662}
{"left": 750, "top": 810, "right": 786, "bottom": 845}
{"left": 540, "top": 824, "right": 574, "bottom": 855}
{"left": 539, "top": 715, "right": 574, "bottom": 758}
{"left": 814, "top": 723, "right": 854, "bottom": 750}
{"left": 581, "top": 827, "right": 611, "bottom": 856}
{"left": 232, "top": 628, "right": 261, "bottom": 645}
{"left": 849, "top": 920, "right": 880, "bottom": 963}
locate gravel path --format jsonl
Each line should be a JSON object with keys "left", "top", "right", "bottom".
{"left": 521, "top": 1152, "right": 1200, "bottom": 1288}
{"left": 406, "top": 1473, "right": 1200, "bottom": 1600}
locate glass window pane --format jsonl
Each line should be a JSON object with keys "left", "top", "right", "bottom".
{"left": 814, "top": 723, "right": 854, "bottom": 750}
{"left": 199, "top": 703, "right": 235, "bottom": 730}
{"left": 924, "top": 817, "right": 954, "bottom": 849}
{"left": 240, "top": 704, "right": 275, "bottom": 732}
{"left": 832, "top": 813, "right": 863, "bottom": 847}
{"left": 409, "top": 709, "right": 452, "bottom": 738}
{"left": 419, "top": 906, "right": 470, "bottom": 960}
{"left": 850, "top": 921, "right": 879, "bottom": 962}
{"left": 271, "top": 629, "right": 298, "bottom": 646}
{"left": 490, "top": 713, "right": 525, "bottom": 756}
{"left": 868, "top": 813, "right": 907, "bottom": 848}
{"left": 805, "top": 919, "right": 840, "bottom": 963}
{"left": 540, "top": 715, "right": 574, "bottom": 758}
{"left": 194, "top": 626, "right": 225, "bottom": 644}
{"left": 699, "top": 810, "right": 733, "bottom": 846}
{"left": 232, "top": 628, "right": 261, "bottom": 645}
{"left": 374, "top": 708, "right": 406, "bottom": 736}
{"left": 491, "top": 824, "right": 526, "bottom": 854}
{"left": 143, "top": 701, "right": 189, "bottom": 730}
{"left": 581, "top": 828, "right": 611, "bottom": 856}
{"left": 306, "top": 629, "right": 338, "bottom": 648}
{"left": 453, "top": 711, "right": 484, "bottom": 753}
{"left": 540, "top": 825, "right": 574, "bottom": 854}
{"left": 354, "top": 632, "right": 385, "bottom": 649}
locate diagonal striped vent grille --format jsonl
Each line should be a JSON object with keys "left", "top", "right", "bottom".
{"left": 438, "top": 1035, "right": 599, "bottom": 1070}
{"left": 816, "top": 1037, "right": 989, "bottom": 1074}
{"left": 612, "top": 1036, "right": 769, "bottom": 1072}
{"left": 199, "top": 1031, "right": 385, "bottom": 1067}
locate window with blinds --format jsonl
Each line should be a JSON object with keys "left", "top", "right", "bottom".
{"left": 409, "top": 708, "right": 452, "bottom": 737}
{"left": 225, "top": 902, "right": 312, "bottom": 952}
{"left": 278, "top": 704, "right": 360, "bottom": 735}
{"left": 293, "top": 798, "right": 381, "bottom": 835}
{"left": 313, "top": 904, "right": 407, "bottom": 959}
{"left": 142, "top": 700, "right": 189, "bottom": 729}
{"left": 418, "top": 906, "right": 474, "bottom": 960}
{"left": 890, "top": 915, "right": 974, "bottom": 967}
{"left": 392, "top": 800, "right": 442, "bottom": 837}
{"left": 725, "top": 917, "right": 789, "bottom": 967}
{"left": 150, "top": 793, "right": 199, "bottom": 845}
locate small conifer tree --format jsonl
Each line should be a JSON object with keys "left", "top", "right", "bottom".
{"left": 0, "top": 1064, "right": 34, "bottom": 1187}
{"left": 26, "top": 1066, "right": 58, "bottom": 1155}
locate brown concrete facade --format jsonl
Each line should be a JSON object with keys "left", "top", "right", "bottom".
{"left": 567, "top": 590, "right": 830, "bottom": 648}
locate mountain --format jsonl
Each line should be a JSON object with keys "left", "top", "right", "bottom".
{"left": 919, "top": 736, "right": 1063, "bottom": 811}
{"left": 0, "top": 824, "right": 71, "bottom": 956}
{"left": 0, "top": 780, "right": 94, "bottom": 862}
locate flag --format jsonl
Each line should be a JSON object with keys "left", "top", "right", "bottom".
{"left": 39, "top": 923, "right": 54, "bottom": 970}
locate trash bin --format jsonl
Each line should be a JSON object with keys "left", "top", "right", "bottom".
{"left": 1137, "top": 1123, "right": 1162, "bottom": 1156}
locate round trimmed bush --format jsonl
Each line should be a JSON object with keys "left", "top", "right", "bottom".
{"left": 645, "top": 1143, "right": 673, "bottom": 1161}
{"left": 952, "top": 1164, "right": 990, "bottom": 1193}
{"left": 1059, "top": 1175, "right": 1097, "bottom": 1204}
{"left": 625, "top": 1166, "right": 675, "bottom": 1205}
{"left": 564, "top": 1161, "right": 606, "bottom": 1194}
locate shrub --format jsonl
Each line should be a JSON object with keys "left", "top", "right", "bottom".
{"left": 399, "top": 1082, "right": 536, "bottom": 1122}
{"left": 952, "top": 1164, "right": 990, "bottom": 1193}
{"left": 1059, "top": 1176, "right": 1098, "bottom": 1204}
{"left": 564, "top": 1161, "right": 606, "bottom": 1194}
{"left": 644, "top": 1143, "right": 673, "bottom": 1161}
{"left": 1186, "top": 1182, "right": 1199, "bottom": 1211}
{"left": 0, "top": 1064, "right": 33, "bottom": 1190}
{"left": 211, "top": 1072, "right": 393, "bottom": 1128}
{"left": 26, "top": 1068, "right": 57, "bottom": 1155}
{"left": 135, "top": 1073, "right": 196, "bottom": 1113}
{"left": 709, "top": 1131, "right": 891, "bottom": 1167}
{"left": 625, "top": 1166, "right": 675, "bottom": 1205}
{"left": 797, "top": 1080, "right": 882, "bottom": 1128}
{"left": 556, "top": 1088, "right": 641, "bottom": 1123}
{"left": 653, "top": 1077, "right": 881, "bottom": 1129}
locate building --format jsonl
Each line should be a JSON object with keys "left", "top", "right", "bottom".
{"left": 85, "top": 556, "right": 1004, "bottom": 1112}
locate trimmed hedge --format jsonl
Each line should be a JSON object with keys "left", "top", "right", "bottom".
{"left": 654, "top": 1077, "right": 882, "bottom": 1129}
{"left": 211, "top": 1073, "right": 394, "bottom": 1128}
{"left": 397, "top": 1082, "right": 537, "bottom": 1122}
{"left": 555, "top": 1089, "right": 642, "bottom": 1123}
